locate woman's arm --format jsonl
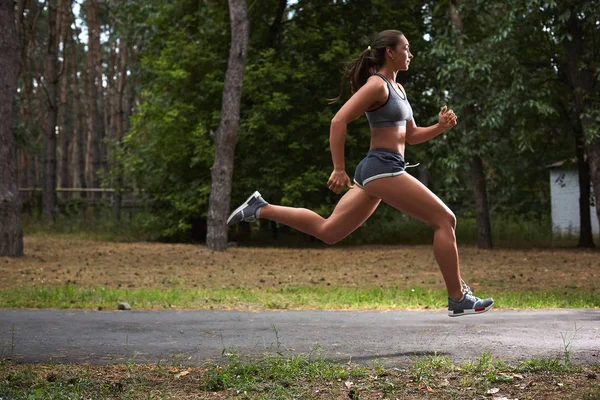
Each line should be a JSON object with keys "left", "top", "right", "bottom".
{"left": 405, "top": 105, "right": 457, "bottom": 145}
{"left": 327, "top": 78, "right": 387, "bottom": 193}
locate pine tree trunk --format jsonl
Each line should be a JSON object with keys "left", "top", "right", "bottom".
{"left": 42, "top": 0, "right": 59, "bottom": 222}
{"left": 112, "top": 38, "right": 128, "bottom": 220}
{"left": 58, "top": 0, "right": 71, "bottom": 198}
{"left": 84, "top": 0, "right": 101, "bottom": 210}
{"left": 472, "top": 155, "right": 493, "bottom": 249}
{"left": 206, "top": 0, "right": 249, "bottom": 251}
{"left": 68, "top": 16, "right": 86, "bottom": 198}
{"left": 0, "top": 0, "right": 24, "bottom": 256}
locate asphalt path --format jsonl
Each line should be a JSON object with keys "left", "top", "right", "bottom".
{"left": 0, "top": 309, "right": 598, "bottom": 366}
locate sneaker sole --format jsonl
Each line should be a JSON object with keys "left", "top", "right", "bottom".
{"left": 448, "top": 303, "right": 494, "bottom": 317}
{"left": 227, "top": 191, "right": 261, "bottom": 225}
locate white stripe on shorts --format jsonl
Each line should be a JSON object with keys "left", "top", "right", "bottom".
{"left": 362, "top": 170, "right": 406, "bottom": 186}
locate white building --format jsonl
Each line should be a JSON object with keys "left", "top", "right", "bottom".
{"left": 549, "top": 163, "right": 599, "bottom": 235}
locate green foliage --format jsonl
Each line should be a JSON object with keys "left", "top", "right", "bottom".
{"left": 118, "top": 0, "right": 598, "bottom": 241}
{"left": 121, "top": 0, "right": 431, "bottom": 239}
{"left": 425, "top": 1, "right": 564, "bottom": 213}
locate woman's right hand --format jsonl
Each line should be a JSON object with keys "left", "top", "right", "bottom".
{"left": 327, "top": 169, "right": 354, "bottom": 194}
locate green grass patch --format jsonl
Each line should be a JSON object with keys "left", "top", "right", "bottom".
{"left": 1, "top": 350, "right": 598, "bottom": 399}
{"left": 201, "top": 346, "right": 368, "bottom": 395}
{"left": 1, "top": 284, "right": 598, "bottom": 310}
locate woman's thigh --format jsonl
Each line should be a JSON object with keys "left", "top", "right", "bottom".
{"left": 362, "top": 173, "right": 454, "bottom": 228}
{"left": 322, "top": 186, "right": 381, "bottom": 242}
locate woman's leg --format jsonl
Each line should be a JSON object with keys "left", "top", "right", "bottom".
{"left": 259, "top": 187, "right": 381, "bottom": 245}
{"left": 362, "top": 173, "right": 463, "bottom": 301}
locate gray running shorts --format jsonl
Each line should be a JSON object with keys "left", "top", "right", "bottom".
{"left": 353, "top": 148, "right": 406, "bottom": 188}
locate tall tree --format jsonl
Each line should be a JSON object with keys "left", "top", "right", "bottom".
{"left": 84, "top": 0, "right": 102, "bottom": 206}
{"left": 559, "top": 4, "right": 600, "bottom": 238}
{"left": 111, "top": 37, "right": 129, "bottom": 220}
{"left": 68, "top": 5, "right": 87, "bottom": 197}
{"left": 58, "top": 0, "right": 72, "bottom": 196}
{"left": 0, "top": 0, "right": 24, "bottom": 256}
{"left": 206, "top": 0, "right": 249, "bottom": 251}
{"left": 42, "top": 0, "right": 59, "bottom": 221}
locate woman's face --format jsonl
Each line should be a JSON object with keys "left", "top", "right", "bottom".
{"left": 388, "top": 35, "right": 413, "bottom": 71}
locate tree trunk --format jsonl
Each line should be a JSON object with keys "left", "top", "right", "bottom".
{"left": 417, "top": 164, "right": 429, "bottom": 187}
{"left": 67, "top": 12, "right": 86, "bottom": 198}
{"left": 112, "top": 38, "right": 128, "bottom": 220}
{"left": 58, "top": 0, "right": 72, "bottom": 198}
{"left": 472, "top": 154, "right": 493, "bottom": 249}
{"left": 0, "top": 0, "right": 24, "bottom": 256}
{"left": 42, "top": 0, "right": 59, "bottom": 222}
{"left": 268, "top": 0, "right": 287, "bottom": 48}
{"left": 588, "top": 142, "right": 600, "bottom": 236}
{"left": 562, "top": 10, "right": 599, "bottom": 240}
{"left": 84, "top": 0, "right": 102, "bottom": 210}
{"left": 206, "top": 0, "right": 249, "bottom": 251}
{"left": 574, "top": 120, "right": 594, "bottom": 247}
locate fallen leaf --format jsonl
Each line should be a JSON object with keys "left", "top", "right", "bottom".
{"left": 512, "top": 373, "right": 524, "bottom": 380}
{"left": 527, "top": 380, "right": 536, "bottom": 386}
{"left": 487, "top": 387, "right": 500, "bottom": 394}
{"left": 344, "top": 381, "right": 353, "bottom": 389}
{"left": 417, "top": 382, "right": 434, "bottom": 392}
{"left": 175, "top": 370, "right": 189, "bottom": 378}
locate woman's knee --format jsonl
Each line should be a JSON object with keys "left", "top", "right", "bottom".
{"left": 432, "top": 209, "right": 456, "bottom": 230}
{"left": 318, "top": 222, "right": 345, "bottom": 245}
{"left": 319, "top": 231, "right": 341, "bottom": 245}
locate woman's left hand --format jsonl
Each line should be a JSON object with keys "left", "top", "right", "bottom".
{"left": 438, "top": 105, "right": 457, "bottom": 131}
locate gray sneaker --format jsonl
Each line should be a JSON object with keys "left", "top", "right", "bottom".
{"left": 227, "top": 191, "right": 268, "bottom": 226}
{"left": 448, "top": 289, "right": 494, "bottom": 317}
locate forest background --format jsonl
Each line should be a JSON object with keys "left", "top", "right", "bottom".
{"left": 4, "top": 0, "right": 600, "bottom": 251}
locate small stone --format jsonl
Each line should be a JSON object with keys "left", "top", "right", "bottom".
{"left": 118, "top": 302, "right": 131, "bottom": 311}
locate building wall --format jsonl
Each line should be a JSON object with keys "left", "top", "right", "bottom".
{"left": 550, "top": 169, "right": 599, "bottom": 234}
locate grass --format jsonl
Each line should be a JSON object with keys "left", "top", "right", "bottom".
{"left": 1, "top": 350, "right": 598, "bottom": 399}
{"left": 0, "top": 283, "right": 599, "bottom": 310}
{"left": 1, "top": 233, "right": 599, "bottom": 310}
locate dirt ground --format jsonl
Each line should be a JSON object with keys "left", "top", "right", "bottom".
{"left": 1, "top": 236, "right": 599, "bottom": 294}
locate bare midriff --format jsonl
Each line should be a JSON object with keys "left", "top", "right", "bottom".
{"left": 369, "top": 126, "right": 406, "bottom": 156}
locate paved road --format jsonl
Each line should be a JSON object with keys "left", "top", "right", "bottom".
{"left": 0, "top": 309, "right": 598, "bottom": 366}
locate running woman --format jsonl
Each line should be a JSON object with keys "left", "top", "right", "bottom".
{"left": 227, "top": 30, "right": 493, "bottom": 317}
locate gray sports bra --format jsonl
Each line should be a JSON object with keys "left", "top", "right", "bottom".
{"left": 365, "top": 73, "right": 413, "bottom": 128}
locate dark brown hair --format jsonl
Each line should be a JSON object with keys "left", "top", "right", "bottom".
{"left": 329, "top": 30, "right": 404, "bottom": 103}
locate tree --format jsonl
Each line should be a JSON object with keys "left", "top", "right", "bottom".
{"left": 42, "top": 0, "right": 59, "bottom": 221}
{"left": 556, "top": 3, "right": 600, "bottom": 243}
{"left": 513, "top": 0, "right": 597, "bottom": 247}
{"left": 84, "top": 0, "right": 103, "bottom": 209}
{"left": 0, "top": 0, "right": 24, "bottom": 256}
{"left": 206, "top": 0, "right": 249, "bottom": 251}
